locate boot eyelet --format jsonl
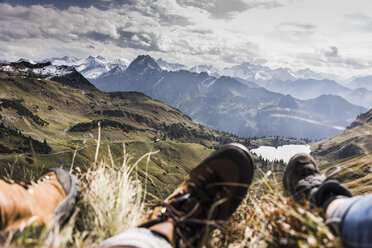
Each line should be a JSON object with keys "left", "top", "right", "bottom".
{"left": 161, "top": 207, "right": 167, "bottom": 214}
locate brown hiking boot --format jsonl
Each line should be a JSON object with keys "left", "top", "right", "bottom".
{"left": 139, "top": 143, "right": 254, "bottom": 248}
{"left": 283, "top": 153, "right": 352, "bottom": 208}
{"left": 0, "top": 168, "right": 78, "bottom": 234}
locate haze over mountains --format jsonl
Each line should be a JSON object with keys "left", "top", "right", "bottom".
{"left": 2, "top": 55, "right": 370, "bottom": 140}
{"left": 41, "top": 55, "right": 372, "bottom": 108}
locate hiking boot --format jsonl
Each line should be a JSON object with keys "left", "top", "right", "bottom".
{"left": 283, "top": 153, "right": 352, "bottom": 208}
{"left": 0, "top": 168, "right": 79, "bottom": 234}
{"left": 140, "top": 143, "right": 254, "bottom": 248}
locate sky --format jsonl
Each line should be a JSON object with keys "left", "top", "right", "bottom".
{"left": 1, "top": 0, "right": 372, "bottom": 78}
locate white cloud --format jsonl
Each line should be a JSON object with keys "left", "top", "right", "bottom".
{"left": 347, "top": 13, "right": 372, "bottom": 32}
{"left": 176, "top": 0, "right": 284, "bottom": 19}
{"left": 0, "top": 0, "right": 372, "bottom": 78}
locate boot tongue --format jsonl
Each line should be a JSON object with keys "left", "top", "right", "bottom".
{"left": 293, "top": 163, "right": 318, "bottom": 179}
{"left": 302, "top": 163, "right": 318, "bottom": 174}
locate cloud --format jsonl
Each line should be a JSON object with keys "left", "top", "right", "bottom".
{"left": 176, "top": 0, "right": 283, "bottom": 19}
{"left": 324, "top": 46, "right": 339, "bottom": 58}
{"left": 218, "top": 41, "right": 265, "bottom": 64}
{"left": 0, "top": 0, "right": 131, "bottom": 10}
{"left": 275, "top": 22, "right": 317, "bottom": 40}
{"left": 347, "top": 13, "right": 372, "bottom": 32}
{"left": 159, "top": 13, "right": 194, "bottom": 26}
{"left": 0, "top": 2, "right": 198, "bottom": 54}
{"left": 277, "top": 22, "right": 317, "bottom": 31}
{"left": 320, "top": 46, "right": 369, "bottom": 69}
{"left": 0, "top": 1, "right": 263, "bottom": 66}
{"left": 298, "top": 46, "right": 372, "bottom": 70}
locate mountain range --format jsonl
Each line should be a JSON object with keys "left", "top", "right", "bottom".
{"left": 42, "top": 56, "right": 129, "bottom": 79}
{"left": 41, "top": 55, "right": 372, "bottom": 108}
{"left": 3, "top": 55, "right": 370, "bottom": 139}
{"left": 41, "top": 55, "right": 350, "bottom": 82}
{"left": 258, "top": 78, "right": 372, "bottom": 108}
{"left": 89, "top": 55, "right": 367, "bottom": 139}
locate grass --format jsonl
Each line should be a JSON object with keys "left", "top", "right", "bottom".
{"left": 210, "top": 170, "right": 342, "bottom": 248}
{"left": 75, "top": 143, "right": 149, "bottom": 246}
{"left": 318, "top": 154, "right": 372, "bottom": 195}
{"left": 2, "top": 139, "right": 346, "bottom": 248}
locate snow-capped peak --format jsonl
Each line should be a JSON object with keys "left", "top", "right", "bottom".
{"left": 32, "top": 65, "right": 74, "bottom": 79}
{"left": 0, "top": 61, "right": 74, "bottom": 79}
{"left": 190, "top": 64, "right": 220, "bottom": 77}
{"left": 42, "top": 55, "right": 129, "bottom": 79}
{"left": 127, "top": 55, "right": 161, "bottom": 73}
{"left": 17, "top": 58, "right": 36, "bottom": 64}
{"left": 155, "top": 58, "right": 187, "bottom": 71}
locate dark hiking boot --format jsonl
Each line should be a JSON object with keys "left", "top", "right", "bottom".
{"left": 139, "top": 143, "right": 254, "bottom": 248}
{"left": 283, "top": 153, "right": 352, "bottom": 208}
{"left": 0, "top": 168, "right": 79, "bottom": 234}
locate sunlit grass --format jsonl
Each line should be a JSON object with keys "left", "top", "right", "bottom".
{"left": 1, "top": 134, "right": 350, "bottom": 248}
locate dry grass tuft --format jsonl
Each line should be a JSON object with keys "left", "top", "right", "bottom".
{"left": 76, "top": 143, "right": 154, "bottom": 245}
{"left": 209, "top": 171, "right": 342, "bottom": 248}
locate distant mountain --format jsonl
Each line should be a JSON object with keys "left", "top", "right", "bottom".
{"left": 43, "top": 55, "right": 129, "bottom": 79}
{"left": 293, "top": 68, "right": 323, "bottom": 80}
{"left": 261, "top": 79, "right": 350, "bottom": 99}
{"left": 221, "top": 62, "right": 295, "bottom": 83}
{"left": 190, "top": 64, "right": 220, "bottom": 77}
{"left": 345, "top": 88, "right": 372, "bottom": 109}
{"left": 91, "top": 55, "right": 367, "bottom": 139}
{"left": 313, "top": 106, "right": 372, "bottom": 160}
{"left": 234, "top": 77, "right": 260, "bottom": 88}
{"left": 155, "top": 58, "right": 187, "bottom": 71}
{"left": 347, "top": 76, "right": 372, "bottom": 91}
{"left": 0, "top": 61, "right": 97, "bottom": 91}
{"left": 17, "top": 58, "right": 36, "bottom": 64}
{"left": 220, "top": 63, "right": 347, "bottom": 85}
{"left": 293, "top": 68, "right": 345, "bottom": 82}
{"left": 259, "top": 78, "right": 372, "bottom": 109}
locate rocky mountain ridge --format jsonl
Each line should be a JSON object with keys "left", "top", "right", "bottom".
{"left": 91, "top": 55, "right": 367, "bottom": 139}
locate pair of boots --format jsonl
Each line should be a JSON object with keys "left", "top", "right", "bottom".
{"left": 0, "top": 144, "right": 351, "bottom": 247}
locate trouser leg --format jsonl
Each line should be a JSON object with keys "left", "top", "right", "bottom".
{"left": 326, "top": 194, "right": 372, "bottom": 248}
{"left": 98, "top": 228, "right": 173, "bottom": 248}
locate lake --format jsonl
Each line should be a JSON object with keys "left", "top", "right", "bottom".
{"left": 250, "top": 144, "right": 311, "bottom": 163}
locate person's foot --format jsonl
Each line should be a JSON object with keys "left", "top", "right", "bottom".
{"left": 140, "top": 143, "right": 254, "bottom": 247}
{"left": 283, "top": 153, "right": 352, "bottom": 208}
{"left": 0, "top": 168, "right": 79, "bottom": 234}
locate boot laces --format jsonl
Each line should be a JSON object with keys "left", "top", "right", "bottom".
{"left": 292, "top": 166, "right": 341, "bottom": 202}
{"left": 143, "top": 166, "right": 227, "bottom": 248}
{"left": 156, "top": 194, "right": 224, "bottom": 248}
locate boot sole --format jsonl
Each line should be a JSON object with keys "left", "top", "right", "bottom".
{"left": 50, "top": 168, "right": 79, "bottom": 228}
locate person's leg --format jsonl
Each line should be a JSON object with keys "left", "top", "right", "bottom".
{"left": 325, "top": 194, "right": 372, "bottom": 248}
{"left": 100, "top": 143, "right": 255, "bottom": 248}
{"left": 0, "top": 168, "right": 78, "bottom": 233}
{"left": 283, "top": 153, "right": 372, "bottom": 248}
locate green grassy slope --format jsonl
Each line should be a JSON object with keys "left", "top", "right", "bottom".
{"left": 0, "top": 67, "right": 234, "bottom": 191}
{"left": 311, "top": 108, "right": 372, "bottom": 195}
{"left": 0, "top": 71, "right": 227, "bottom": 146}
